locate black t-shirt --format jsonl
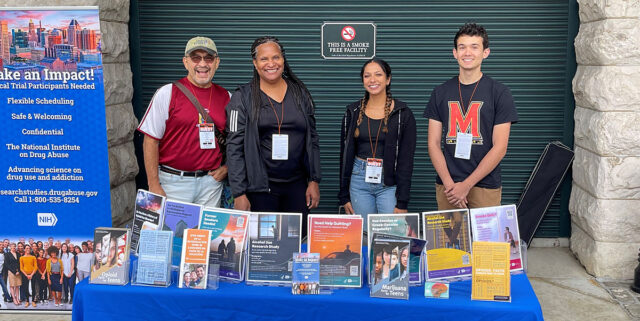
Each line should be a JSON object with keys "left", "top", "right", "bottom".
{"left": 424, "top": 75, "right": 518, "bottom": 188}
{"left": 356, "top": 114, "right": 386, "bottom": 159}
{"left": 258, "top": 89, "right": 307, "bottom": 182}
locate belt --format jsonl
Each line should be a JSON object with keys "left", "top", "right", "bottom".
{"left": 160, "top": 165, "right": 209, "bottom": 177}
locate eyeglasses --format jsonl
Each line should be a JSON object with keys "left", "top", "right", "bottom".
{"left": 188, "top": 54, "right": 217, "bottom": 64}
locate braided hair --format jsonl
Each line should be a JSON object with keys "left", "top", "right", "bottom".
{"left": 354, "top": 58, "right": 393, "bottom": 138}
{"left": 249, "top": 36, "right": 315, "bottom": 122}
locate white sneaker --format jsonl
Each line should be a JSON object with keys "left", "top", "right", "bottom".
{"left": 55, "top": 303, "right": 59, "bottom": 307}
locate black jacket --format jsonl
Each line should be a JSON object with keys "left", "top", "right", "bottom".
{"left": 226, "top": 82, "right": 321, "bottom": 197}
{"left": 339, "top": 99, "right": 416, "bottom": 209}
{"left": 4, "top": 251, "right": 20, "bottom": 274}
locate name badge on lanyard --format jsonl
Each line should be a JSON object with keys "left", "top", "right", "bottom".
{"left": 272, "top": 134, "right": 289, "bottom": 160}
{"left": 454, "top": 132, "right": 472, "bottom": 160}
{"left": 365, "top": 158, "right": 383, "bottom": 183}
{"left": 198, "top": 123, "right": 216, "bottom": 149}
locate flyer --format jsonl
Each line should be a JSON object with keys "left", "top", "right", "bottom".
{"left": 135, "top": 229, "right": 172, "bottom": 286}
{"left": 422, "top": 209, "right": 472, "bottom": 280}
{"left": 90, "top": 227, "right": 130, "bottom": 285}
{"left": 469, "top": 204, "right": 523, "bottom": 271}
{"left": 162, "top": 199, "right": 201, "bottom": 266}
{"left": 369, "top": 234, "right": 410, "bottom": 300}
{"left": 178, "top": 229, "right": 211, "bottom": 289}
{"left": 367, "top": 213, "right": 421, "bottom": 283}
{"left": 308, "top": 214, "right": 362, "bottom": 287}
{"left": 471, "top": 241, "right": 511, "bottom": 302}
{"left": 292, "top": 252, "right": 320, "bottom": 295}
{"left": 246, "top": 212, "right": 301, "bottom": 284}
{"left": 131, "top": 189, "right": 165, "bottom": 255}
{"left": 199, "top": 207, "right": 249, "bottom": 281}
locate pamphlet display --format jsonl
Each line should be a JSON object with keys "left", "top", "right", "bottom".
{"left": 132, "top": 229, "right": 173, "bottom": 287}
{"left": 470, "top": 204, "right": 523, "bottom": 271}
{"left": 90, "top": 227, "right": 131, "bottom": 285}
{"left": 308, "top": 214, "right": 363, "bottom": 287}
{"left": 246, "top": 212, "right": 302, "bottom": 285}
{"left": 369, "top": 234, "right": 410, "bottom": 300}
{"left": 471, "top": 241, "right": 511, "bottom": 302}
{"left": 178, "top": 229, "right": 212, "bottom": 289}
{"left": 292, "top": 252, "right": 320, "bottom": 295}
{"left": 131, "top": 189, "right": 166, "bottom": 255}
{"left": 367, "top": 214, "right": 421, "bottom": 284}
{"left": 199, "top": 207, "right": 250, "bottom": 281}
{"left": 162, "top": 199, "right": 202, "bottom": 266}
{"left": 422, "top": 209, "right": 472, "bottom": 280}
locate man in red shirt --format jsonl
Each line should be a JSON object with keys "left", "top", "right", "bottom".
{"left": 138, "top": 37, "right": 231, "bottom": 207}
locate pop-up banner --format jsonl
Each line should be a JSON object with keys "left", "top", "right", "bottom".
{"left": 0, "top": 7, "right": 110, "bottom": 311}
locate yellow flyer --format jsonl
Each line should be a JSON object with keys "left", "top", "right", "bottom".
{"left": 471, "top": 241, "right": 511, "bottom": 302}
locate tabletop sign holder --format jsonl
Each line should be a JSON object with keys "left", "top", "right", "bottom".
{"left": 131, "top": 230, "right": 174, "bottom": 287}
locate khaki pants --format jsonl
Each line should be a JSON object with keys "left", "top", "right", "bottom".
{"left": 436, "top": 184, "right": 502, "bottom": 210}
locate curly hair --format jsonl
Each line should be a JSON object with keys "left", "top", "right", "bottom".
{"left": 454, "top": 23, "right": 489, "bottom": 49}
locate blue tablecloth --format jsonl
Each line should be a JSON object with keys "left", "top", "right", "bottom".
{"left": 73, "top": 272, "right": 543, "bottom": 321}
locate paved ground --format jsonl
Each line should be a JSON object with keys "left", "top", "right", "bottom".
{"left": 528, "top": 247, "right": 634, "bottom": 321}
{"left": 0, "top": 246, "right": 636, "bottom": 320}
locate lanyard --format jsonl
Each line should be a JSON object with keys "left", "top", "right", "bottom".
{"left": 457, "top": 76, "right": 480, "bottom": 114}
{"left": 267, "top": 97, "right": 284, "bottom": 134}
{"left": 188, "top": 82, "right": 213, "bottom": 124}
{"left": 367, "top": 114, "right": 383, "bottom": 158}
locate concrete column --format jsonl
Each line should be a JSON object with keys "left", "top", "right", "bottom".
{"left": 571, "top": 0, "right": 640, "bottom": 279}
{"left": 2, "top": 0, "right": 139, "bottom": 227}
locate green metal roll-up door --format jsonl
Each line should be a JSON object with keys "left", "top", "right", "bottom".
{"left": 130, "top": 0, "right": 577, "bottom": 238}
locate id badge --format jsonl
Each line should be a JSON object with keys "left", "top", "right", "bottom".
{"left": 365, "top": 158, "right": 383, "bottom": 184}
{"left": 454, "top": 132, "right": 472, "bottom": 160}
{"left": 198, "top": 123, "right": 216, "bottom": 149}
{"left": 272, "top": 134, "right": 289, "bottom": 160}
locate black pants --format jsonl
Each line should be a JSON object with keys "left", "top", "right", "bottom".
{"left": 37, "top": 273, "right": 47, "bottom": 301}
{"left": 247, "top": 177, "right": 310, "bottom": 237}
{"left": 20, "top": 274, "right": 31, "bottom": 302}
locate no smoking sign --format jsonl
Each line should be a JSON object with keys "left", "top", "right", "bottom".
{"left": 341, "top": 26, "right": 356, "bottom": 41}
{"left": 321, "top": 22, "right": 376, "bottom": 59}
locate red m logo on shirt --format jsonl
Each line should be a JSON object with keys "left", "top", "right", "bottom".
{"left": 447, "top": 101, "right": 483, "bottom": 141}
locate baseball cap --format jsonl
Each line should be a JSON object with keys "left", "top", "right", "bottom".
{"left": 185, "top": 36, "right": 218, "bottom": 56}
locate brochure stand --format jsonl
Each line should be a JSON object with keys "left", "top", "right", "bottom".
{"left": 207, "top": 264, "right": 220, "bottom": 290}
{"left": 131, "top": 230, "right": 174, "bottom": 287}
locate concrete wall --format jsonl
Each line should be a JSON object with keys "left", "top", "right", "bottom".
{"left": 1, "top": 0, "right": 139, "bottom": 227}
{"left": 571, "top": 0, "right": 640, "bottom": 279}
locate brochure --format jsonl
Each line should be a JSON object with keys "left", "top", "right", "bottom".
{"left": 425, "top": 281, "right": 450, "bottom": 299}
{"left": 308, "top": 215, "right": 363, "bottom": 287}
{"left": 178, "top": 229, "right": 212, "bottom": 289}
{"left": 422, "top": 209, "right": 472, "bottom": 280}
{"left": 369, "top": 234, "right": 410, "bottom": 300}
{"left": 199, "top": 208, "right": 250, "bottom": 281}
{"left": 131, "top": 189, "right": 166, "bottom": 255}
{"left": 292, "top": 252, "right": 320, "bottom": 295}
{"left": 367, "top": 213, "right": 421, "bottom": 284}
{"left": 471, "top": 241, "right": 511, "bottom": 302}
{"left": 162, "top": 199, "right": 202, "bottom": 266}
{"left": 469, "top": 204, "right": 523, "bottom": 271}
{"left": 135, "top": 229, "right": 172, "bottom": 286}
{"left": 246, "top": 212, "right": 302, "bottom": 284}
{"left": 90, "top": 227, "right": 131, "bottom": 285}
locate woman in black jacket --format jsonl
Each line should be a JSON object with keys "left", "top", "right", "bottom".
{"left": 226, "top": 36, "right": 321, "bottom": 236}
{"left": 5, "top": 243, "right": 21, "bottom": 305}
{"left": 339, "top": 58, "right": 416, "bottom": 227}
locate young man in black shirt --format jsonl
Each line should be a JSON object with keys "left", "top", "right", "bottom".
{"left": 424, "top": 23, "right": 518, "bottom": 210}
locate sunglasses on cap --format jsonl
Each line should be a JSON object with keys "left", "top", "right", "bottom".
{"left": 188, "top": 54, "right": 218, "bottom": 64}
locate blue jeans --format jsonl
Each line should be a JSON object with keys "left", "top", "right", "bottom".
{"left": 349, "top": 158, "right": 397, "bottom": 230}
{"left": 0, "top": 274, "right": 10, "bottom": 300}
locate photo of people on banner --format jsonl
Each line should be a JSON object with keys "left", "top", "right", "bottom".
{"left": 0, "top": 236, "right": 95, "bottom": 310}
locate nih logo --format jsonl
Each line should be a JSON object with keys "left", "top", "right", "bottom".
{"left": 37, "top": 213, "right": 58, "bottom": 227}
